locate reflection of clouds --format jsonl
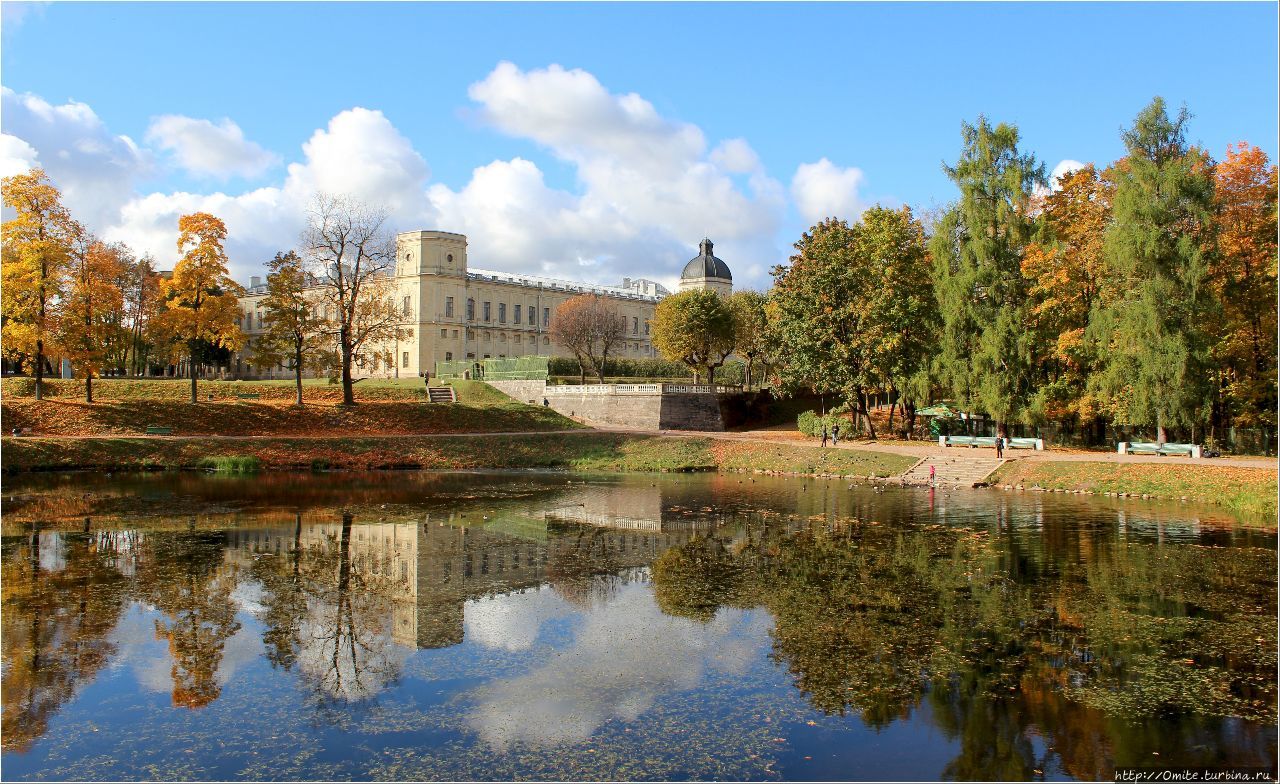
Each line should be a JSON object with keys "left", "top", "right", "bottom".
{"left": 111, "top": 604, "right": 263, "bottom": 695}
{"left": 468, "top": 582, "right": 770, "bottom": 749}
{"left": 231, "top": 580, "right": 265, "bottom": 616}
{"left": 464, "top": 586, "right": 574, "bottom": 652}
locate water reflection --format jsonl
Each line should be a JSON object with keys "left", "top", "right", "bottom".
{"left": 1, "top": 471, "right": 1274, "bottom": 781}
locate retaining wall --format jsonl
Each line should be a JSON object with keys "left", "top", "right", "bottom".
{"left": 481, "top": 380, "right": 728, "bottom": 432}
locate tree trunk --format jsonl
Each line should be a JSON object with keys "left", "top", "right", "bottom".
{"left": 706, "top": 365, "right": 715, "bottom": 385}
{"left": 693, "top": 368, "right": 701, "bottom": 384}
{"left": 189, "top": 342, "right": 199, "bottom": 403}
{"left": 1157, "top": 413, "right": 1167, "bottom": 445}
{"left": 340, "top": 329, "right": 354, "bottom": 405}
{"left": 905, "top": 401, "right": 917, "bottom": 440}
{"left": 887, "top": 400, "right": 896, "bottom": 435}
{"left": 86, "top": 375, "right": 93, "bottom": 404}
{"left": 596, "top": 352, "right": 607, "bottom": 384}
{"left": 34, "top": 338, "right": 44, "bottom": 400}
{"left": 578, "top": 359, "right": 586, "bottom": 385}
{"left": 294, "top": 342, "right": 304, "bottom": 406}
{"left": 745, "top": 358, "right": 753, "bottom": 390}
{"left": 996, "top": 420, "right": 1007, "bottom": 439}
{"left": 858, "top": 388, "right": 877, "bottom": 440}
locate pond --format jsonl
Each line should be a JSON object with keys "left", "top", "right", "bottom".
{"left": 2, "top": 470, "right": 1275, "bottom": 781}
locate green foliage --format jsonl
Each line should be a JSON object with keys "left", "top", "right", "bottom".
{"left": 727, "top": 290, "right": 770, "bottom": 387}
{"left": 1088, "top": 98, "right": 1218, "bottom": 436}
{"left": 547, "top": 356, "right": 692, "bottom": 380}
{"left": 795, "top": 410, "right": 844, "bottom": 438}
{"left": 650, "top": 289, "right": 736, "bottom": 383}
{"left": 197, "top": 455, "right": 261, "bottom": 473}
{"left": 929, "top": 117, "right": 1045, "bottom": 429}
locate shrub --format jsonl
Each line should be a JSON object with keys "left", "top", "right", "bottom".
{"left": 797, "top": 410, "right": 846, "bottom": 437}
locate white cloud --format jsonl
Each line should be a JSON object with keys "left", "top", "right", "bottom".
{"left": 1050, "top": 158, "right": 1085, "bottom": 190}
{"left": 710, "top": 138, "right": 762, "bottom": 174}
{"left": 1, "top": 2, "right": 48, "bottom": 34}
{"left": 145, "top": 115, "right": 279, "bottom": 179}
{"left": 0, "top": 86, "right": 150, "bottom": 229}
{"left": 0, "top": 132, "right": 40, "bottom": 177}
{"left": 791, "top": 157, "right": 867, "bottom": 225}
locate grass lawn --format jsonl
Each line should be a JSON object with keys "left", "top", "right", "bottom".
{"left": 991, "top": 460, "right": 1278, "bottom": 522}
{"left": 0, "top": 432, "right": 916, "bottom": 478}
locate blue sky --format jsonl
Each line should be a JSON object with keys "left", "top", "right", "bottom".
{"left": 2, "top": 2, "right": 1276, "bottom": 289}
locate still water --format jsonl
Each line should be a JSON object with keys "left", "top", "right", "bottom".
{"left": 2, "top": 470, "right": 1275, "bottom": 781}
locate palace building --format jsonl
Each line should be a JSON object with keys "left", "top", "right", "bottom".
{"left": 233, "top": 230, "right": 733, "bottom": 379}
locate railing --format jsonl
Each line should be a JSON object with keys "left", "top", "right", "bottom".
{"left": 544, "top": 383, "right": 741, "bottom": 396}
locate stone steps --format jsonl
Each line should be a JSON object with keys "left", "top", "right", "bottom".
{"left": 426, "top": 386, "right": 456, "bottom": 403}
{"left": 901, "top": 455, "right": 1004, "bottom": 487}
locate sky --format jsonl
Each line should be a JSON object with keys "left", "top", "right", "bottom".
{"left": 2, "top": 1, "right": 1276, "bottom": 291}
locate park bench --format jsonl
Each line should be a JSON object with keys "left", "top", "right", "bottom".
{"left": 144, "top": 426, "right": 173, "bottom": 435}
{"left": 1117, "top": 441, "right": 1202, "bottom": 458}
{"left": 235, "top": 393, "right": 261, "bottom": 400}
{"left": 1007, "top": 437, "right": 1046, "bottom": 450}
{"left": 940, "top": 435, "right": 997, "bottom": 448}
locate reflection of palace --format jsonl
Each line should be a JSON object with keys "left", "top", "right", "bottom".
{"left": 226, "top": 507, "right": 709, "bottom": 650}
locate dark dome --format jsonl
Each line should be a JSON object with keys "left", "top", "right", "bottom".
{"left": 681, "top": 238, "right": 732, "bottom": 281}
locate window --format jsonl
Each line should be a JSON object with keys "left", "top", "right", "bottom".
{"left": 514, "top": 304, "right": 522, "bottom": 324}
{"left": 498, "top": 303, "right": 506, "bottom": 323}
{"left": 440, "top": 328, "right": 448, "bottom": 338}
{"left": 402, "top": 351, "right": 409, "bottom": 368}
{"left": 633, "top": 317, "right": 639, "bottom": 334}
{"left": 466, "top": 298, "right": 475, "bottom": 319}
{"left": 445, "top": 351, "right": 453, "bottom": 361}
{"left": 452, "top": 329, "right": 458, "bottom": 338}
{"left": 402, "top": 296, "right": 411, "bottom": 316}
{"left": 256, "top": 312, "right": 263, "bottom": 329}
{"left": 445, "top": 297, "right": 454, "bottom": 317}
{"left": 543, "top": 307, "right": 550, "bottom": 327}
{"left": 483, "top": 301, "right": 491, "bottom": 322}
{"left": 529, "top": 302, "right": 536, "bottom": 324}
{"left": 645, "top": 321, "right": 650, "bottom": 335}
{"left": 484, "top": 332, "right": 491, "bottom": 342}
{"left": 515, "top": 334, "right": 521, "bottom": 344}
{"left": 447, "top": 254, "right": 453, "bottom": 264}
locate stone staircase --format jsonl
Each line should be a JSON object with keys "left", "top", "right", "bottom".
{"left": 900, "top": 454, "right": 1005, "bottom": 487}
{"left": 426, "top": 386, "right": 457, "bottom": 403}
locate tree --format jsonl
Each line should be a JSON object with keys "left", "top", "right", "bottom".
{"left": 253, "top": 251, "right": 328, "bottom": 405}
{"left": 1087, "top": 99, "right": 1217, "bottom": 442}
{"left": 1021, "top": 165, "right": 1114, "bottom": 427}
{"left": 151, "top": 212, "right": 245, "bottom": 403}
{"left": 300, "top": 194, "right": 401, "bottom": 405}
{"left": 1, "top": 169, "right": 80, "bottom": 399}
{"left": 650, "top": 289, "right": 736, "bottom": 384}
{"left": 727, "top": 291, "right": 769, "bottom": 389}
{"left": 769, "top": 207, "right": 935, "bottom": 438}
{"left": 58, "top": 238, "right": 128, "bottom": 403}
{"left": 120, "top": 254, "right": 162, "bottom": 377}
{"left": 1209, "top": 142, "right": 1277, "bottom": 433}
{"left": 930, "top": 117, "right": 1046, "bottom": 437}
{"left": 549, "top": 294, "right": 626, "bottom": 383}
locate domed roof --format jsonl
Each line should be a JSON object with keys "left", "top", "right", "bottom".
{"left": 681, "top": 238, "right": 732, "bottom": 281}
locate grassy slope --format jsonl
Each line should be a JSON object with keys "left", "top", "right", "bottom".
{"left": 1, "top": 433, "right": 916, "bottom": 477}
{"left": 991, "top": 460, "right": 1278, "bottom": 521}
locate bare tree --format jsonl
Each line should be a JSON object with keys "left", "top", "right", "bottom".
{"left": 300, "top": 194, "right": 401, "bottom": 405}
{"left": 549, "top": 294, "right": 627, "bottom": 383}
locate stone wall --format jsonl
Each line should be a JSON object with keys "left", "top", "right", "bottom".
{"left": 482, "top": 380, "right": 729, "bottom": 431}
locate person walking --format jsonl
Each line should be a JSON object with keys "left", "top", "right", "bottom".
{"left": 832, "top": 423, "right": 840, "bottom": 446}
{"left": 821, "top": 426, "right": 828, "bottom": 448}
{"left": 996, "top": 435, "right": 1004, "bottom": 459}
{"left": 929, "top": 464, "right": 936, "bottom": 487}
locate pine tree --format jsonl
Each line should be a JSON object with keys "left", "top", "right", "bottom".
{"left": 1087, "top": 98, "right": 1217, "bottom": 442}
{"left": 929, "top": 118, "right": 1045, "bottom": 436}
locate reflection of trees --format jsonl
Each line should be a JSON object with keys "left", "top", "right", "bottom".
{"left": 255, "top": 512, "right": 404, "bottom": 707}
{"left": 134, "top": 531, "right": 241, "bottom": 709}
{"left": 1, "top": 531, "right": 129, "bottom": 751}
{"left": 648, "top": 519, "right": 1278, "bottom": 774}
{"left": 546, "top": 524, "right": 622, "bottom": 609}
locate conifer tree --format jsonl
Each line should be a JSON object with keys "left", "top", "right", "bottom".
{"left": 1087, "top": 98, "right": 1217, "bottom": 442}
{"left": 929, "top": 118, "right": 1045, "bottom": 436}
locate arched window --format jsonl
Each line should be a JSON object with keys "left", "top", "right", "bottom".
{"left": 466, "top": 298, "right": 475, "bottom": 319}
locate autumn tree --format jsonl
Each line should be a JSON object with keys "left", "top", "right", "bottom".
{"left": 151, "top": 213, "right": 245, "bottom": 403}
{"left": 58, "top": 238, "right": 128, "bottom": 402}
{"left": 1021, "top": 164, "right": 1114, "bottom": 427}
{"left": 1, "top": 169, "right": 80, "bottom": 399}
{"left": 253, "top": 251, "right": 328, "bottom": 405}
{"left": 1209, "top": 142, "right": 1277, "bottom": 433}
{"left": 930, "top": 117, "right": 1046, "bottom": 437}
{"left": 650, "top": 289, "right": 736, "bottom": 384}
{"left": 549, "top": 293, "right": 626, "bottom": 383}
{"left": 1087, "top": 98, "right": 1217, "bottom": 442}
{"left": 300, "top": 194, "right": 401, "bottom": 405}
{"left": 727, "top": 290, "right": 769, "bottom": 389}
{"left": 769, "top": 207, "right": 935, "bottom": 438}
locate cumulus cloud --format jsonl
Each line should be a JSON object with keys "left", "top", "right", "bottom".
{"left": 1049, "top": 158, "right": 1086, "bottom": 190}
{"left": 145, "top": 115, "right": 279, "bottom": 179}
{"left": 791, "top": 157, "right": 867, "bottom": 225}
{"left": 0, "top": 86, "right": 150, "bottom": 229}
{"left": 0, "top": 132, "right": 40, "bottom": 177}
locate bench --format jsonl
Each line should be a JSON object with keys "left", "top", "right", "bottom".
{"left": 144, "top": 426, "right": 173, "bottom": 436}
{"left": 1118, "top": 442, "right": 1202, "bottom": 458}
{"left": 235, "top": 393, "right": 261, "bottom": 400}
{"left": 939, "top": 435, "right": 997, "bottom": 448}
{"left": 1007, "top": 437, "right": 1045, "bottom": 450}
